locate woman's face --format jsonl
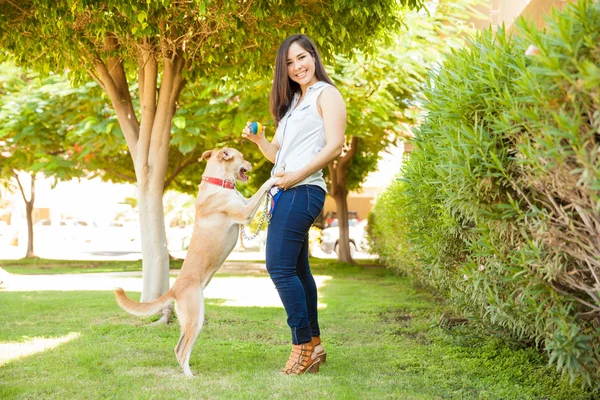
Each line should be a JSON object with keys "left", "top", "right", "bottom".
{"left": 286, "top": 41, "right": 317, "bottom": 87}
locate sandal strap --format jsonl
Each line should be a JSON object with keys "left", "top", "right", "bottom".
{"left": 282, "top": 343, "right": 320, "bottom": 374}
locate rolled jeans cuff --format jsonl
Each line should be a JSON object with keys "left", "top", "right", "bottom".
{"left": 291, "top": 324, "right": 312, "bottom": 345}
{"left": 310, "top": 321, "right": 320, "bottom": 338}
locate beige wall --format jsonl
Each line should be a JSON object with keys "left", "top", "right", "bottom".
{"left": 520, "top": 0, "right": 574, "bottom": 29}
{"left": 471, "top": 0, "right": 574, "bottom": 31}
{"left": 495, "top": 0, "right": 529, "bottom": 29}
{"left": 470, "top": 0, "right": 530, "bottom": 31}
{"left": 322, "top": 187, "right": 379, "bottom": 221}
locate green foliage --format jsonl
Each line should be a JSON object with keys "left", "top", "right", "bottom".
{"left": 165, "top": 78, "right": 274, "bottom": 195}
{"left": 0, "top": 0, "right": 472, "bottom": 200}
{"left": 370, "top": 0, "right": 600, "bottom": 388}
{"left": 0, "top": 64, "right": 90, "bottom": 182}
{"left": 0, "top": 0, "right": 426, "bottom": 198}
{"left": 0, "top": 62, "right": 137, "bottom": 188}
{"left": 0, "top": 0, "right": 421, "bottom": 83}
{"left": 327, "top": 0, "right": 480, "bottom": 192}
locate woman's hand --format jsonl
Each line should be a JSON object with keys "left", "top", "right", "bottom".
{"left": 241, "top": 121, "right": 265, "bottom": 145}
{"left": 273, "top": 171, "right": 304, "bottom": 190}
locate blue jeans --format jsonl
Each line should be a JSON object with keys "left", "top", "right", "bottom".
{"left": 266, "top": 184, "right": 326, "bottom": 345}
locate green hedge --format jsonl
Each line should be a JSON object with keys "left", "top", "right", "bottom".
{"left": 369, "top": 0, "right": 600, "bottom": 387}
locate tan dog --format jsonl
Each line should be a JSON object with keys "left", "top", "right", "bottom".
{"left": 115, "top": 147, "right": 278, "bottom": 376}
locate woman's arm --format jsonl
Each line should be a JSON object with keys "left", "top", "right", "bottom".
{"left": 242, "top": 122, "right": 280, "bottom": 163}
{"left": 274, "top": 87, "right": 346, "bottom": 189}
{"left": 255, "top": 134, "right": 280, "bottom": 164}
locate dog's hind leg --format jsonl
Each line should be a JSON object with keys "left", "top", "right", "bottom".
{"left": 174, "top": 301, "right": 187, "bottom": 367}
{"left": 148, "top": 304, "right": 173, "bottom": 326}
{"left": 176, "top": 289, "right": 205, "bottom": 376}
{"left": 174, "top": 331, "right": 185, "bottom": 366}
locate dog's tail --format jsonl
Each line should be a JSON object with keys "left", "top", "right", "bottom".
{"left": 115, "top": 288, "right": 175, "bottom": 317}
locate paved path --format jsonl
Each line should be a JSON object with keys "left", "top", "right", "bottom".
{"left": 0, "top": 242, "right": 376, "bottom": 262}
{"left": 0, "top": 262, "right": 332, "bottom": 309}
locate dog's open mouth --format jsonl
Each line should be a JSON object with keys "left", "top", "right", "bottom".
{"left": 238, "top": 167, "right": 249, "bottom": 182}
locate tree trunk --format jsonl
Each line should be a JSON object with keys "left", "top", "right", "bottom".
{"left": 89, "top": 35, "right": 186, "bottom": 303}
{"left": 15, "top": 171, "right": 35, "bottom": 258}
{"left": 328, "top": 136, "right": 359, "bottom": 264}
{"left": 332, "top": 185, "right": 353, "bottom": 263}
{"left": 25, "top": 197, "right": 34, "bottom": 258}
{"left": 138, "top": 183, "right": 170, "bottom": 301}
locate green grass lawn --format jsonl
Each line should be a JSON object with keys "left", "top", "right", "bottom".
{"left": 0, "top": 258, "right": 182, "bottom": 275}
{"left": 0, "top": 261, "right": 593, "bottom": 399}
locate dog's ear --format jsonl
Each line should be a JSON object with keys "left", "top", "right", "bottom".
{"left": 201, "top": 150, "right": 213, "bottom": 161}
{"left": 218, "top": 148, "right": 233, "bottom": 161}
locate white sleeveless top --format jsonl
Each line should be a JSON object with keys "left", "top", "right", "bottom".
{"left": 272, "top": 81, "right": 332, "bottom": 192}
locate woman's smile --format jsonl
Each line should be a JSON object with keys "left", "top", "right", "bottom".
{"left": 287, "top": 42, "right": 317, "bottom": 87}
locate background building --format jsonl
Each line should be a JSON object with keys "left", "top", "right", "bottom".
{"left": 473, "top": 0, "right": 574, "bottom": 31}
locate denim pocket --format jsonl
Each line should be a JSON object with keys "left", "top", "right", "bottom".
{"left": 306, "top": 186, "right": 326, "bottom": 222}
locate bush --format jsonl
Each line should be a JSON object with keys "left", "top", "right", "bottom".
{"left": 370, "top": 0, "right": 600, "bottom": 387}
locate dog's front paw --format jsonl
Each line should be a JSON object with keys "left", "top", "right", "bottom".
{"left": 261, "top": 177, "right": 279, "bottom": 190}
{"left": 268, "top": 177, "right": 280, "bottom": 186}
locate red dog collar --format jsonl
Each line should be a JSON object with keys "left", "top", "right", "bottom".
{"left": 202, "top": 176, "right": 236, "bottom": 189}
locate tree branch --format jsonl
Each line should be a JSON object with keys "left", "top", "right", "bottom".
{"left": 5, "top": 0, "right": 27, "bottom": 14}
{"left": 149, "top": 58, "right": 175, "bottom": 159}
{"left": 328, "top": 163, "right": 338, "bottom": 198}
{"left": 84, "top": 64, "right": 106, "bottom": 91}
{"left": 92, "top": 34, "right": 140, "bottom": 160}
{"left": 338, "top": 135, "right": 359, "bottom": 170}
{"left": 327, "top": 136, "right": 358, "bottom": 198}
{"left": 137, "top": 40, "right": 158, "bottom": 167}
{"left": 163, "top": 152, "right": 198, "bottom": 193}
{"left": 148, "top": 49, "right": 185, "bottom": 179}
{"left": 94, "top": 57, "right": 139, "bottom": 160}
{"left": 101, "top": 167, "right": 136, "bottom": 182}
{"left": 29, "top": 171, "right": 35, "bottom": 206}
{"left": 169, "top": 54, "right": 187, "bottom": 112}
{"left": 105, "top": 36, "right": 140, "bottom": 129}
{"left": 14, "top": 170, "right": 31, "bottom": 204}
{"left": 93, "top": 58, "right": 121, "bottom": 105}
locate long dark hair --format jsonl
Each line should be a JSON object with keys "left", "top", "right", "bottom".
{"left": 270, "top": 34, "right": 335, "bottom": 127}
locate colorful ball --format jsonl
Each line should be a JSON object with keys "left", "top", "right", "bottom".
{"left": 249, "top": 122, "right": 262, "bottom": 135}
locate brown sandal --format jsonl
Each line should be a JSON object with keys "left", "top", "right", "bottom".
{"left": 281, "top": 342, "right": 321, "bottom": 375}
{"left": 311, "top": 336, "right": 327, "bottom": 364}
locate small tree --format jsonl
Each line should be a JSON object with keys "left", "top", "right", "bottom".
{"left": 325, "top": 0, "right": 480, "bottom": 263}
{"left": 0, "top": 64, "right": 93, "bottom": 257}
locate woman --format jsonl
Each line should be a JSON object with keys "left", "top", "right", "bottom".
{"left": 242, "top": 34, "right": 346, "bottom": 375}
